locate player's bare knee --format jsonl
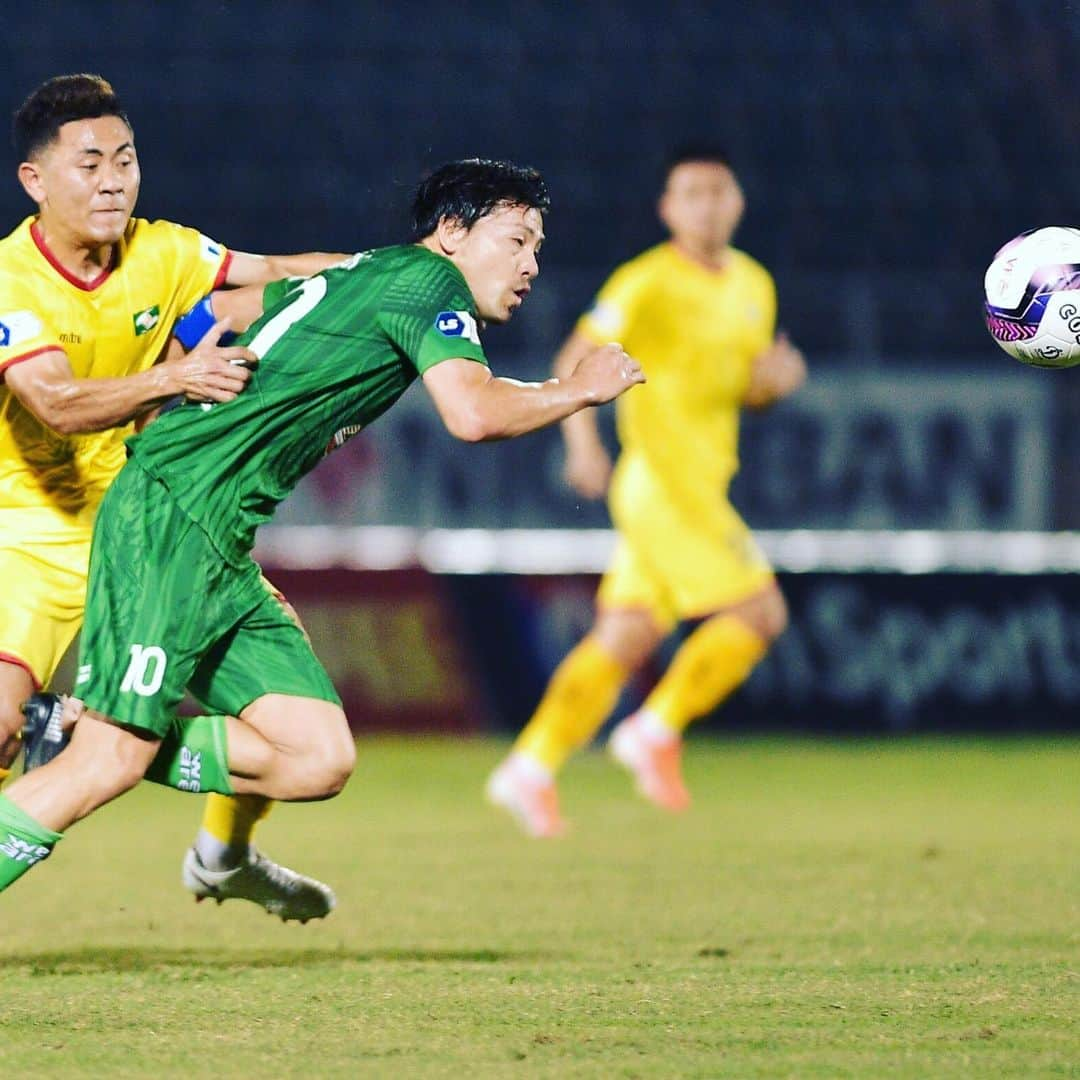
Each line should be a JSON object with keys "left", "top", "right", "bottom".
{"left": 269, "top": 713, "right": 354, "bottom": 801}
{"left": 592, "top": 610, "right": 663, "bottom": 672}
{"left": 313, "top": 762, "right": 351, "bottom": 800}
{"left": 733, "top": 584, "right": 788, "bottom": 644}
{"left": 756, "top": 586, "right": 789, "bottom": 642}
{"left": 307, "top": 727, "right": 356, "bottom": 799}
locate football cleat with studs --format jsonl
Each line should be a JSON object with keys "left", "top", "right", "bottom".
{"left": 182, "top": 846, "right": 335, "bottom": 923}
{"left": 20, "top": 692, "right": 70, "bottom": 771}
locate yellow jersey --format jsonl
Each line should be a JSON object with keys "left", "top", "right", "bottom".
{"left": 577, "top": 242, "right": 776, "bottom": 504}
{"left": 0, "top": 215, "right": 229, "bottom": 530}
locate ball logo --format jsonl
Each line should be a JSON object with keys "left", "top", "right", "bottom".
{"left": 1059, "top": 302, "right": 1080, "bottom": 344}
{"left": 434, "top": 310, "right": 480, "bottom": 345}
{"left": 0, "top": 323, "right": 8, "bottom": 348}
{"left": 985, "top": 227, "right": 1080, "bottom": 368}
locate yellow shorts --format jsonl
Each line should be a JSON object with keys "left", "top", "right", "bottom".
{"left": 0, "top": 523, "right": 90, "bottom": 688}
{"left": 598, "top": 455, "right": 774, "bottom": 632}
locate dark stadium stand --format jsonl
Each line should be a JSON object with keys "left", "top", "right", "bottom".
{"left": 3, "top": 1, "right": 1076, "bottom": 365}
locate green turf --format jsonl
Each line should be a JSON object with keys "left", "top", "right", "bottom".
{"left": 3, "top": 736, "right": 1078, "bottom": 1078}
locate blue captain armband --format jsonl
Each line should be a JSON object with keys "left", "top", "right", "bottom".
{"left": 172, "top": 296, "right": 236, "bottom": 350}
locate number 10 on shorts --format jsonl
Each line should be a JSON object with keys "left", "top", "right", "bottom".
{"left": 120, "top": 644, "right": 168, "bottom": 696}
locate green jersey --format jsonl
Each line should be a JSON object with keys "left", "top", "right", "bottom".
{"left": 128, "top": 244, "right": 488, "bottom": 564}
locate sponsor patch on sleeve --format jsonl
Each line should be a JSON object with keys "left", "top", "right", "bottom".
{"left": 0, "top": 310, "right": 44, "bottom": 349}
{"left": 434, "top": 310, "right": 481, "bottom": 346}
{"left": 198, "top": 233, "right": 224, "bottom": 264}
{"left": 585, "top": 300, "right": 624, "bottom": 336}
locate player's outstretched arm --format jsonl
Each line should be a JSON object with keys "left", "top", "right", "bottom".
{"left": 553, "top": 331, "right": 616, "bottom": 499}
{"left": 743, "top": 332, "right": 807, "bottom": 410}
{"left": 422, "top": 344, "right": 645, "bottom": 443}
{"left": 3, "top": 324, "right": 256, "bottom": 435}
{"left": 224, "top": 250, "right": 349, "bottom": 286}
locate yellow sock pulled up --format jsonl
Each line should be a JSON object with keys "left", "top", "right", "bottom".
{"left": 645, "top": 614, "right": 767, "bottom": 735}
{"left": 200, "top": 793, "right": 273, "bottom": 849}
{"left": 514, "top": 635, "right": 628, "bottom": 773}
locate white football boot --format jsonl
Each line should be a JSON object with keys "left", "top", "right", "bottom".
{"left": 608, "top": 712, "right": 691, "bottom": 812}
{"left": 182, "top": 846, "right": 336, "bottom": 923}
{"left": 485, "top": 753, "right": 568, "bottom": 838}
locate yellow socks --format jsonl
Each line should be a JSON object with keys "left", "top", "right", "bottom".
{"left": 644, "top": 614, "right": 767, "bottom": 735}
{"left": 514, "top": 635, "right": 628, "bottom": 773}
{"left": 195, "top": 793, "right": 273, "bottom": 870}
{"left": 513, "top": 615, "right": 768, "bottom": 771}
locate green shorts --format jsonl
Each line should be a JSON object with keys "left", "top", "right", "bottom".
{"left": 77, "top": 462, "right": 340, "bottom": 738}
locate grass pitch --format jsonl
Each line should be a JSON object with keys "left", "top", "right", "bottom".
{"left": 3, "top": 736, "right": 1078, "bottom": 1078}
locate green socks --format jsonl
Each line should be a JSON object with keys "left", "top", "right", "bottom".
{"left": 0, "top": 795, "right": 62, "bottom": 892}
{"left": 0, "top": 714, "right": 234, "bottom": 894}
{"left": 144, "top": 714, "right": 234, "bottom": 795}
{"left": 0, "top": 713, "right": 234, "bottom": 895}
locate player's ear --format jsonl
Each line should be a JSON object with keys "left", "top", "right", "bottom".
{"left": 435, "top": 215, "right": 469, "bottom": 255}
{"left": 17, "top": 161, "right": 46, "bottom": 206}
{"left": 657, "top": 191, "right": 673, "bottom": 232}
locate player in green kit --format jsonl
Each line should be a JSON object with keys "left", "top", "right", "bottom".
{"left": 0, "top": 159, "right": 645, "bottom": 902}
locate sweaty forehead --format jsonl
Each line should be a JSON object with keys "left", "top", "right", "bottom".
{"left": 486, "top": 202, "right": 545, "bottom": 238}
{"left": 54, "top": 115, "right": 134, "bottom": 155}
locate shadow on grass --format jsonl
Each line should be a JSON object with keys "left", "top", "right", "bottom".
{"left": 10, "top": 945, "right": 554, "bottom": 975}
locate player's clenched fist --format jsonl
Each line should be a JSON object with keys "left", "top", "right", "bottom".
{"left": 743, "top": 332, "right": 806, "bottom": 409}
{"left": 159, "top": 317, "right": 259, "bottom": 403}
{"left": 569, "top": 342, "right": 646, "bottom": 404}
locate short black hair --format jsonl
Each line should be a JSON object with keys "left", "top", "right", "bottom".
{"left": 410, "top": 159, "right": 550, "bottom": 241}
{"left": 663, "top": 142, "right": 733, "bottom": 183}
{"left": 13, "top": 73, "right": 130, "bottom": 162}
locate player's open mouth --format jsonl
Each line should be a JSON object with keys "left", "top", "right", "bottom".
{"left": 513, "top": 287, "right": 530, "bottom": 303}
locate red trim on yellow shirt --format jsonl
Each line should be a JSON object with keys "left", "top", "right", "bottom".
{"left": 0, "top": 651, "right": 41, "bottom": 689}
{"left": 0, "top": 345, "right": 60, "bottom": 378}
{"left": 213, "top": 250, "right": 233, "bottom": 289}
{"left": 30, "top": 221, "right": 116, "bottom": 291}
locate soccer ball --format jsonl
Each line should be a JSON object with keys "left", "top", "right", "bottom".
{"left": 983, "top": 227, "right": 1080, "bottom": 368}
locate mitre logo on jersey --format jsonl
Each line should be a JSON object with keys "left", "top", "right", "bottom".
{"left": 0, "top": 310, "right": 43, "bottom": 348}
{"left": 132, "top": 306, "right": 160, "bottom": 336}
{"left": 435, "top": 310, "right": 481, "bottom": 345}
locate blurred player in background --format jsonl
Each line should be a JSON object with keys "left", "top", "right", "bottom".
{"left": 487, "top": 144, "right": 806, "bottom": 836}
{"left": 0, "top": 159, "right": 645, "bottom": 903}
{"left": 0, "top": 74, "right": 346, "bottom": 917}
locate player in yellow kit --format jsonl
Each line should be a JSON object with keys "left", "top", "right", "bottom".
{"left": 0, "top": 73, "right": 345, "bottom": 916}
{"left": 488, "top": 144, "right": 807, "bottom": 836}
